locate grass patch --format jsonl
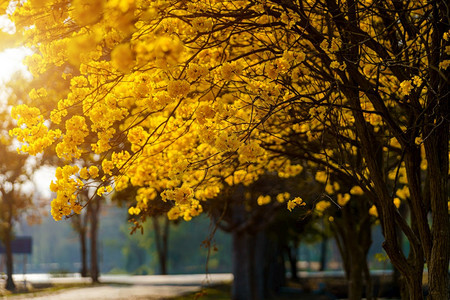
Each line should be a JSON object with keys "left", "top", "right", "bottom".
{"left": 171, "top": 284, "right": 231, "bottom": 300}
{"left": 169, "top": 283, "right": 307, "bottom": 300}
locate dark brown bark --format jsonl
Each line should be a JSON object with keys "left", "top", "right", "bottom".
{"left": 152, "top": 216, "right": 169, "bottom": 275}
{"left": 424, "top": 1, "right": 450, "bottom": 297}
{"left": 424, "top": 102, "right": 450, "bottom": 299}
{"left": 227, "top": 198, "right": 276, "bottom": 300}
{"left": 80, "top": 226, "right": 88, "bottom": 277}
{"left": 348, "top": 261, "right": 363, "bottom": 300}
{"left": 210, "top": 178, "right": 308, "bottom": 299}
{"left": 362, "top": 261, "right": 373, "bottom": 300}
{"left": 286, "top": 245, "right": 299, "bottom": 281}
{"left": 347, "top": 91, "right": 424, "bottom": 300}
{"left": 332, "top": 200, "right": 373, "bottom": 300}
{"left": 88, "top": 197, "right": 101, "bottom": 283}
{"left": 325, "top": 1, "right": 412, "bottom": 286}
{"left": 2, "top": 192, "right": 15, "bottom": 292}
{"left": 231, "top": 230, "right": 270, "bottom": 300}
{"left": 319, "top": 234, "right": 327, "bottom": 272}
{"left": 72, "top": 212, "right": 89, "bottom": 277}
{"left": 232, "top": 230, "right": 252, "bottom": 300}
{"left": 4, "top": 226, "right": 15, "bottom": 291}
{"left": 326, "top": 0, "right": 449, "bottom": 297}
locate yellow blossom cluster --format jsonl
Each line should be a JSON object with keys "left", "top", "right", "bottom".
{"left": 8, "top": 0, "right": 435, "bottom": 225}
{"left": 257, "top": 195, "right": 271, "bottom": 206}
{"left": 49, "top": 165, "right": 83, "bottom": 221}
{"left": 10, "top": 105, "right": 61, "bottom": 155}
{"left": 287, "top": 197, "right": 306, "bottom": 211}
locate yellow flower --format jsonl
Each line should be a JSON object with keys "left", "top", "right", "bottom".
{"left": 257, "top": 195, "right": 271, "bottom": 206}
{"left": 187, "top": 64, "right": 208, "bottom": 81}
{"left": 396, "top": 186, "right": 410, "bottom": 200}
{"left": 97, "top": 185, "right": 113, "bottom": 196}
{"left": 70, "top": 0, "right": 103, "bottom": 26}
{"left": 439, "top": 60, "right": 450, "bottom": 70}
{"left": 128, "top": 206, "right": 141, "bottom": 215}
{"left": 191, "top": 17, "right": 213, "bottom": 33}
{"left": 167, "top": 80, "right": 190, "bottom": 98}
{"left": 79, "top": 167, "right": 89, "bottom": 180}
{"left": 315, "top": 200, "right": 331, "bottom": 213}
{"left": 89, "top": 166, "right": 99, "bottom": 178}
{"left": 167, "top": 206, "right": 182, "bottom": 220}
{"left": 393, "top": 198, "right": 401, "bottom": 209}
{"left": 315, "top": 171, "right": 327, "bottom": 183}
{"left": 238, "top": 141, "right": 265, "bottom": 163}
{"left": 102, "top": 159, "right": 114, "bottom": 175}
{"left": 287, "top": 197, "right": 305, "bottom": 211}
{"left": 337, "top": 193, "right": 351, "bottom": 206}
{"left": 412, "top": 76, "right": 423, "bottom": 87}
{"left": 399, "top": 80, "right": 413, "bottom": 96}
{"left": 111, "top": 43, "right": 135, "bottom": 73}
{"left": 350, "top": 186, "right": 364, "bottom": 196}
{"left": 276, "top": 192, "right": 290, "bottom": 203}
{"left": 369, "top": 205, "right": 378, "bottom": 217}
{"left": 127, "top": 126, "right": 148, "bottom": 145}
{"left": 216, "top": 131, "right": 241, "bottom": 153}
{"left": 220, "top": 62, "right": 242, "bottom": 81}
{"left": 72, "top": 203, "right": 83, "bottom": 214}
{"left": 330, "top": 61, "right": 340, "bottom": 69}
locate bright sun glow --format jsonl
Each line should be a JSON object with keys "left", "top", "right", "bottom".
{"left": 0, "top": 47, "right": 31, "bottom": 83}
{"left": 0, "top": 13, "right": 31, "bottom": 84}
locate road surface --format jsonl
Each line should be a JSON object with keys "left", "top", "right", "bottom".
{"left": 3, "top": 273, "right": 233, "bottom": 299}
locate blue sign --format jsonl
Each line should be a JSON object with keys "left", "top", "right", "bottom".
{"left": 0, "top": 237, "right": 32, "bottom": 254}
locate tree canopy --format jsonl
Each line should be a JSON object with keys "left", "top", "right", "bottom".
{"left": 5, "top": 0, "right": 449, "bottom": 299}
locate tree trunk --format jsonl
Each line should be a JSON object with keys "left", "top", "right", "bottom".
{"left": 339, "top": 233, "right": 366, "bottom": 300}
{"left": 425, "top": 2, "right": 450, "bottom": 297}
{"left": 231, "top": 229, "right": 276, "bottom": 300}
{"left": 152, "top": 216, "right": 169, "bottom": 275}
{"left": 89, "top": 197, "right": 101, "bottom": 283}
{"left": 331, "top": 199, "right": 373, "bottom": 300}
{"left": 251, "top": 232, "right": 265, "bottom": 300}
{"left": 319, "top": 234, "right": 327, "bottom": 271}
{"left": 405, "top": 271, "right": 424, "bottom": 300}
{"left": 73, "top": 212, "right": 89, "bottom": 278}
{"left": 3, "top": 195, "right": 15, "bottom": 292}
{"left": 80, "top": 226, "right": 88, "bottom": 277}
{"left": 348, "top": 262, "right": 363, "bottom": 300}
{"left": 342, "top": 87, "right": 424, "bottom": 299}
{"left": 232, "top": 231, "right": 252, "bottom": 300}
{"left": 4, "top": 226, "right": 15, "bottom": 291}
{"left": 266, "top": 237, "right": 286, "bottom": 296}
{"left": 286, "top": 244, "right": 299, "bottom": 281}
{"left": 362, "top": 261, "right": 373, "bottom": 300}
{"left": 161, "top": 217, "right": 169, "bottom": 275}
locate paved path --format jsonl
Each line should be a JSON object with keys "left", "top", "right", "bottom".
{"left": 4, "top": 274, "right": 233, "bottom": 299}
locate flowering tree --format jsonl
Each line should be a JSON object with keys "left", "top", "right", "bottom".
{"left": 0, "top": 149, "right": 33, "bottom": 291}
{"left": 205, "top": 172, "right": 312, "bottom": 299}
{"left": 8, "top": 1, "right": 449, "bottom": 299}
{"left": 0, "top": 80, "right": 44, "bottom": 291}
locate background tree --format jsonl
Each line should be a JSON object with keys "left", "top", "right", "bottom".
{"left": 114, "top": 184, "right": 174, "bottom": 275}
{"left": 0, "top": 154, "right": 32, "bottom": 291}
{"left": 0, "top": 86, "right": 43, "bottom": 291}
{"left": 70, "top": 195, "right": 89, "bottom": 277}
{"left": 312, "top": 180, "right": 375, "bottom": 300}
{"left": 205, "top": 172, "right": 315, "bottom": 300}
